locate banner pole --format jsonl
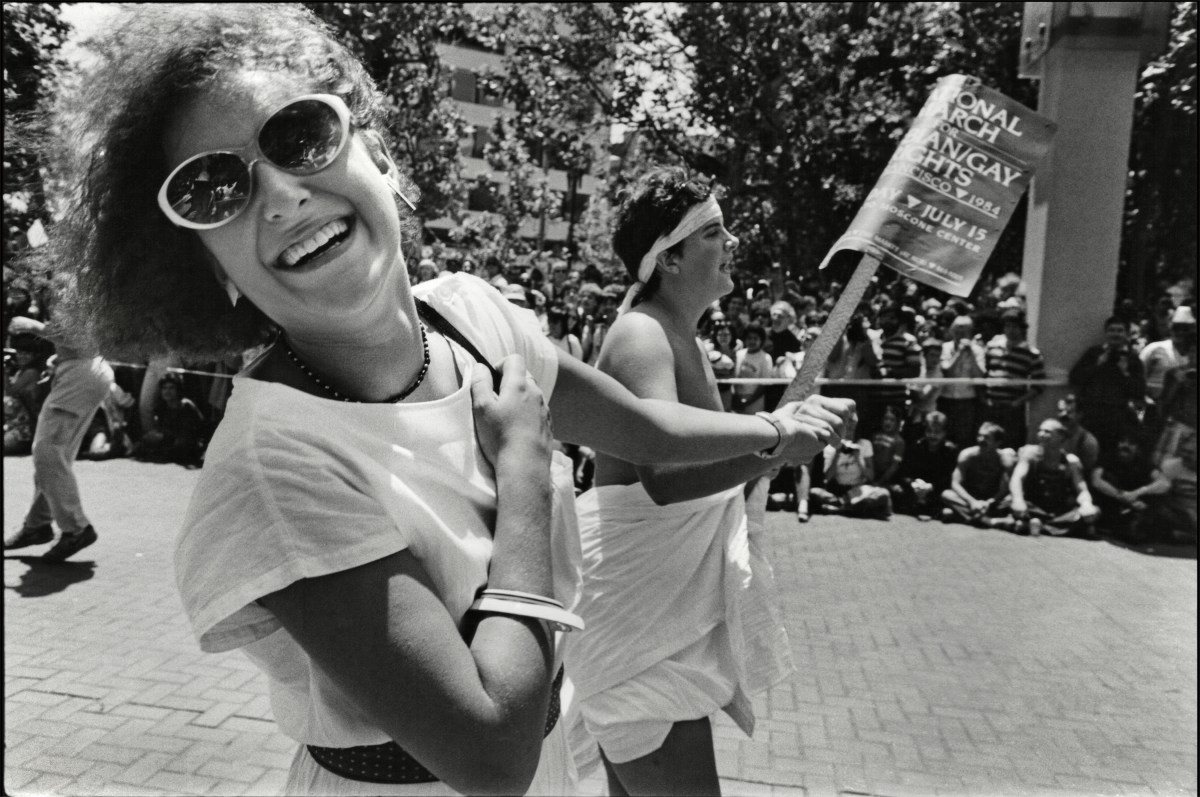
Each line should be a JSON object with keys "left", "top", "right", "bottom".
{"left": 780, "top": 253, "right": 881, "bottom": 406}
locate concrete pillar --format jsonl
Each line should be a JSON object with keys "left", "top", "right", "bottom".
{"left": 1021, "top": 43, "right": 1142, "bottom": 429}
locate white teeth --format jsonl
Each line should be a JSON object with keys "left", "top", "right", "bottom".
{"left": 280, "top": 219, "right": 349, "bottom": 267}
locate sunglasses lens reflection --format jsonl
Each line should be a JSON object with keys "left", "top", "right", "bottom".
{"left": 259, "top": 98, "right": 344, "bottom": 172}
{"left": 166, "top": 153, "right": 251, "bottom": 225}
{"left": 164, "top": 97, "right": 345, "bottom": 227}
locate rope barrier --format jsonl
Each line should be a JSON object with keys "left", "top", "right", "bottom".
{"left": 39, "top": 358, "right": 1069, "bottom": 388}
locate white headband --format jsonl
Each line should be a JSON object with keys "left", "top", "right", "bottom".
{"left": 619, "top": 195, "right": 723, "bottom": 315}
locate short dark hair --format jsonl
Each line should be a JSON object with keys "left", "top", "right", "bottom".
{"left": 43, "top": 4, "right": 421, "bottom": 360}
{"left": 611, "top": 166, "right": 716, "bottom": 307}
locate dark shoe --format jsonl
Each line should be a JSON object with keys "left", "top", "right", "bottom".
{"left": 42, "top": 526, "right": 97, "bottom": 562}
{"left": 4, "top": 524, "right": 54, "bottom": 550}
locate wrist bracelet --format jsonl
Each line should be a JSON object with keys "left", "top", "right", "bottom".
{"left": 479, "top": 588, "right": 564, "bottom": 609}
{"left": 754, "top": 411, "right": 788, "bottom": 459}
{"left": 469, "top": 596, "right": 585, "bottom": 633}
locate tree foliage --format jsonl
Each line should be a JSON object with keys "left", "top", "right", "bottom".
{"left": 306, "top": 3, "right": 481, "bottom": 229}
{"left": 1123, "top": 0, "right": 1197, "bottom": 304}
{"left": 610, "top": 2, "right": 1035, "bottom": 288}
{"left": 3, "top": 2, "right": 71, "bottom": 265}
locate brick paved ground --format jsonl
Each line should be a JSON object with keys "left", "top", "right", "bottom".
{"left": 5, "top": 456, "right": 1196, "bottom": 796}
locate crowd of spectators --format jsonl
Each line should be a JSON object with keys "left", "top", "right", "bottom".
{"left": 6, "top": 255, "right": 1196, "bottom": 545}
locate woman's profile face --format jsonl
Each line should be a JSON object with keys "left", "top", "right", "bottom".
{"left": 163, "top": 71, "right": 404, "bottom": 341}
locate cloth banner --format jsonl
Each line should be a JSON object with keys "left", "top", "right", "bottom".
{"left": 820, "top": 75, "right": 1056, "bottom": 297}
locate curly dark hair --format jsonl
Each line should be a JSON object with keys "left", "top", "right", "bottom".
{"left": 45, "top": 3, "right": 422, "bottom": 360}
{"left": 611, "top": 166, "right": 716, "bottom": 307}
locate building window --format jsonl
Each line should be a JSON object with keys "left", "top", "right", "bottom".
{"left": 451, "top": 69, "right": 476, "bottom": 103}
{"left": 470, "top": 125, "right": 492, "bottom": 159}
{"left": 561, "top": 191, "right": 589, "bottom": 224}
{"left": 468, "top": 181, "right": 499, "bottom": 212}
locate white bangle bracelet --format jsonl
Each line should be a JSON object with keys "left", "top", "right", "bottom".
{"left": 479, "top": 588, "right": 564, "bottom": 609}
{"left": 469, "top": 596, "right": 585, "bottom": 633}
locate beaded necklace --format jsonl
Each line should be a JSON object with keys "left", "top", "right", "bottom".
{"left": 282, "top": 319, "right": 430, "bottom": 404}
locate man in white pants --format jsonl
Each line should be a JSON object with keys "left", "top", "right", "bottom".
{"left": 4, "top": 316, "right": 113, "bottom": 561}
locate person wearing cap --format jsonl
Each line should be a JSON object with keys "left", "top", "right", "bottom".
{"left": 1068, "top": 315, "right": 1146, "bottom": 453}
{"left": 982, "top": 309, "right": 1046, "bottom": 448}
{"left": 563, "top": 166, "right": 853, "bottom": 795}
{"left": 1140, "top": 305, "right": 1196, "bottom": 401}
{"left": 500, "top": 282, "right": 530, "bottom": 308}
{"left": 414, "top": 258, "right": 439, "bottom": 284}
{"left": 939, "top": 315, "right": 987, "bottom": 448}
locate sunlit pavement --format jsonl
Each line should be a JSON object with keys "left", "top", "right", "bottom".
{"left": 5, "top": 455, "right": 1196, "bottom": 796}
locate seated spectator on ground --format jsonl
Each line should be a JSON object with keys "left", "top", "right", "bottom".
{"left": 1007, "top": 419, "right": 1100, "bottom": 538}
{"left": 1153, "top": 344, "right": 1197, "bottom": 464}
{"left": 79, "top": 381, "right": 137, "bottom": 460}
{"left": 872, "top": 405, "right": 906, "bottom": 489}
{"left": 811, "top": 415, "right": 892, "bottom": 520}
{"left": 1057, "top": 395, "right": 1101, "bottom": 478}
{"left": 1150, "top": 431, "right": 1197, "bottom": 543}
{"left": 1090, "top": 433, "right": 1169, "bottom": 544}
{"left": 4, "top": 334, "right": 53, "bottom": 455}
{"left": 941, "top": 422, "right": 1016, "bottom": 528}
{"left": 892, "top": 411, "right": 958, "bottom": 519}
{"left": 133, "top": 374, "right": 207, "bottom": 466}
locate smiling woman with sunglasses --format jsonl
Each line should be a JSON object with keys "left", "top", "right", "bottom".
{"left": 44, "top": 5, "right": 850, "bottom": 795}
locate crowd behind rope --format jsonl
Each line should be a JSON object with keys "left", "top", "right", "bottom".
{"left": 5, "top": 261, "right": 1196, "bottom": 543}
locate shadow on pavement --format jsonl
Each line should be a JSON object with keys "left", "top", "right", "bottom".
{"left": 1102, "top": 536, "right": 1198, "bottom": 560}
{"left": 4, "top": 556, "right": 96, "bottom": 596}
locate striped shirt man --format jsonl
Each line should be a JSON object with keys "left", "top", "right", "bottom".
{"left": 984, "top": 336, "right": 1046, "bottom": 404}
{"left": 878, "top": 331, "right": 921, "bottom": 408}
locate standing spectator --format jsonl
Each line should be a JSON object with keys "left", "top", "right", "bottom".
{"left": 823, "top": 313, "right": 879, "bottom": 433}
{"left": 500, "top": 282, "right": 530, "bottom": 309}
{"left": 546, "top": 306, "right": 583, "bottom": 360}
{"left": 1140, "top": 305, "right": 1195, "bottom": 401}
{"left": 413, "top": 258, "right": 438, "bottom": 284}
{"left": 732, "top": 324, "right": 772, "bottom": 415}
{"left": 939, "top": 315, "right": 987, "bottom": 447}
{"left": 764, "top": 301, "right": 803, "bottom": 412}
{"left": 1057, "top": 395, "right": 1101, "bottom": 478}
{"left": 1069, "top": 315, "right": 1146, "bottom": 452}
{"left": 706, "top": 318, "right": 738, "bottom": 412}
{"left": 983, "top": 309, "right": 1045, "bottom": 448}
{"left": 482, "top": 255, "right": 508, "bottom": 287}
{"left": 941, "top": 421, "right": 1016, "bottom": 528}
{"left": 1007, "top": 419, "right": 1100, "bottom": 538}
{"left": 893, "top": 411, "right": 959, "bottom": 519}
{"left": 875, "top": 304, "right": 921, "bottom": 438}
{"left": 4, "top": 315, "right": 114, "bottom": 560}
{"left": 907, "top": 336, "right": 944, "bottom": 447}
{"left": 1090, "top": 433, "right": 1169, "bottom": 544}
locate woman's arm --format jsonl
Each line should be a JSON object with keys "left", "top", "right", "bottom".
{"left": 549, "top": 343, "right": 846, "bottom": 468}
{"left": 260, "top": 358, "right": 556, "bottom": 795}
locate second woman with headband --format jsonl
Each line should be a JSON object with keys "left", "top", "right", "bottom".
{"left": 566, "top": 167, "right": 854, "bottom": 795}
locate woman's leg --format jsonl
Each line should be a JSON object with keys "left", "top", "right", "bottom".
{"left": 602, "top": 717, "right": 721, "bottom": 796}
